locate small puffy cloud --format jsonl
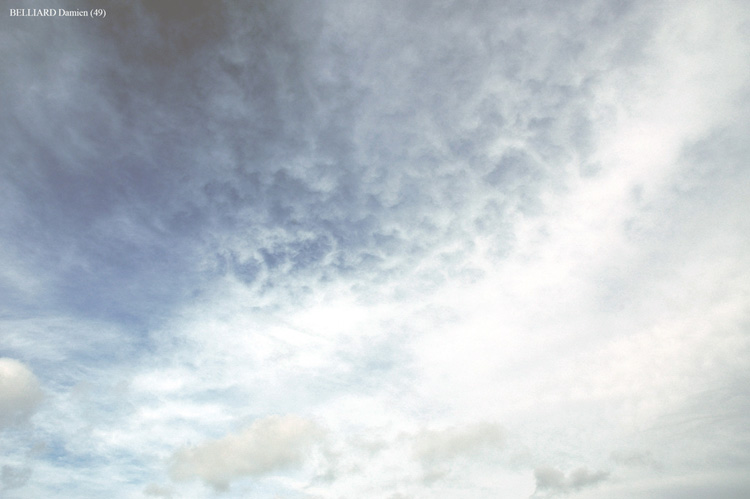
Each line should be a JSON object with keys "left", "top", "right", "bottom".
{"left": 412, "top": 422, "right": 505, "bottom": 463}
{"left": 170, "top": 415, "right": 324, "bottom": 491}
{"left": 0, "top": 358, "right": 43, "bottom": 428}
{"left": 533, "top": 466, "right": 608, "bottom": 495}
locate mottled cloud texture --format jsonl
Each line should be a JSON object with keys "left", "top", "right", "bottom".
{"left": 2, "top": 0, "right": 750, "bottom": 497}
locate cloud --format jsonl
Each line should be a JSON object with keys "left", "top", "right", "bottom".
{"left": 1, "top": 465, "right": 32, "bottom": 490}
{"left": 610, "top": 450, "right": 660, "bottom": 469}
{"left": 408, "top": 422, "right": 506, "bottom": 485}
{"left": 169, "top": 414, "right": 324, "bottom": 491}
{"left": 412, "top": 422, "right": 505, "bottom": 463}
{"left": 533, "top": 466, "right": 609, "bottom": 496}
{"left": 143, "top": 483, "right": 173, "bottom": 498}
{"left": 0, "top": 358, "right": 43, "bottom": 428}
{"left": 0, "top": 0, "right": 650, "bottom": 324}
{"left": 2, "top": 0, "right": 750, "bottom": 497}
{"left": 534, "top": 467, "right": 566, "bottom": 492}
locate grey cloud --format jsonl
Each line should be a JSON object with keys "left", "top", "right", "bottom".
{"left": 1, "top": 465, "right": 32, "bottom": 490}
{"left": 533, "top": 466, "right": 609, "bottom": 495}
{"left": 567, "top": 467, "right": 609, "bottom": 490}
{"left": 1, "top": 1, "right": 239, "bottom": 324}
{"left": 1, "top": 0, "right": 655, "bottom": 325}
{"left": 534, "top": 466, "right": 566, "bottom": 492}
{"left": 169, "top": 414, "right": 324, "bottom": 491}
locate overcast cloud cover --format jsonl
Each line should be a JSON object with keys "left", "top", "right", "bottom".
{"left": 1, "top": 0, "right": 749, "bottom": 497}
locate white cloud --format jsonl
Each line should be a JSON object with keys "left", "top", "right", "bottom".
{"left": 0, "top": 358, "right": 43, "bottom": 428}
{"left": 2, "top": 1, "right": 749, "bottom": 498}
{"left": 169, "top": 415, "right": 324, "bottom": 491}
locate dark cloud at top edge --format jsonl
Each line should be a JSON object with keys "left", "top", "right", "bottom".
{"left": 1, "top": 0, "right": 661, "bottom": 325}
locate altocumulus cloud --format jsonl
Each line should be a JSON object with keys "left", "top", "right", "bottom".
{"left": 0, "top": 358, "right": 43, "bottom": 429}
{"left": 169, "top": 414, "right": 324, "bottom": 491}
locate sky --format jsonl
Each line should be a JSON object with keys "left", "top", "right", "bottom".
{"left": 1, "top": 0, "right": 750, "bottom": 497}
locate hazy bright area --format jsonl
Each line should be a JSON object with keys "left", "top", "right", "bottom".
{"left": 1, "top": 1, "right": 749, "bottom": 497}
